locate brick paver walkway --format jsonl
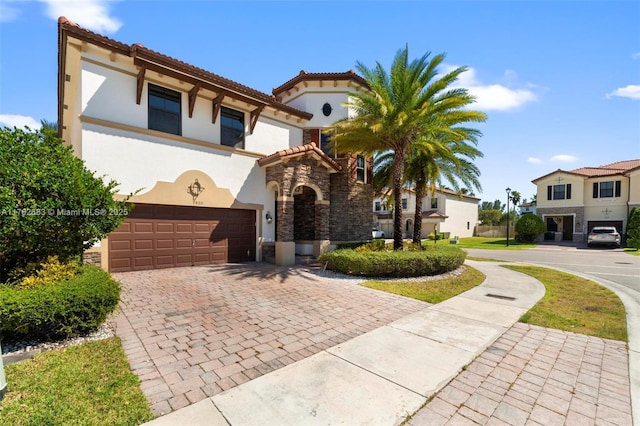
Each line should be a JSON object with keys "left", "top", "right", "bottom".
{"left": 113, "top": 263, "right": 426, "bottom": 416}
{"left": 409, "top": 322, "right": 633, "bottom": 426}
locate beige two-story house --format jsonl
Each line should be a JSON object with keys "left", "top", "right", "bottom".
{"left": 532, "top": 160, "right": 640, "bottom": 242}
{"left": 373, "top": 188, "right": 479, "bottom": 239}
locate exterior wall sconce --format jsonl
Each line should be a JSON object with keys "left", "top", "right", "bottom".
{"left": 265, "top": 211, "right": 273, "bottom": 224}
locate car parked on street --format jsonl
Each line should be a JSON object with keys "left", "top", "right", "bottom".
{"left": 587, "top": 226, "right": 621, "bottom": 248}
{"left": 372, "top": 228, "right": 385, "bottom": 239}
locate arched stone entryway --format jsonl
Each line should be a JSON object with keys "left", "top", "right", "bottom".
{"left": 258, "top": 145, "right": 339, "bottom": 265}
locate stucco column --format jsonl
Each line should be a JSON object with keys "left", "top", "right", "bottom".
{"left": 314, "top": 200, "right": 331, "bottom": 257}
{"left": 276, "top": 196, "right": 295, "bottom": 266}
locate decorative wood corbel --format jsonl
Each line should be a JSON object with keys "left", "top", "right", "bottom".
{"left": 212, "top": 92, "right": 225, "bottom": 123}
{"left": 250, "top": 106, "right": 264, "bottom": 134}
{"left": 188, "top": 82, "right": 201, "bottom": 118}
{"left": 136, "top": 65, "right": 147, "bottom": 105}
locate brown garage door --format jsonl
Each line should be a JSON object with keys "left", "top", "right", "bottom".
{"left": 109, "top": 204, "right": 255, "bottom": 272}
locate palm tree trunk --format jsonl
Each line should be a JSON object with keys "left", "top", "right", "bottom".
{"left": 413, "top": 171, "right": 426, "bottom": 245}
{"left": 392, "top": 150, "right": 405, "bottom": 250}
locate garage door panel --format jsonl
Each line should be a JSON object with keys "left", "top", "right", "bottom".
{"left": 156, "top": 223, "right": 174, "bottom": 233}
{"left": 135, "top": 240, "right": 153, "bottom": 250}
{"left": 110, "top": 240, "right": 131, "bottom": 251}
{"left": 156, "top": 239, "right": 174, "bottom": 249}
{"left": 176, "top": 223, "right": 192, "bottom": 233}
{"left": 109, "top": 205, "right": 255, "bottom": 272}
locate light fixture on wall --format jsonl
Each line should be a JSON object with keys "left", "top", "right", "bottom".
{"left": 265, "top": 211, "right": 273, "bottom": 224}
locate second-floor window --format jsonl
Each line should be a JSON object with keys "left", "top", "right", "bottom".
{"left": 375, "top": 201, "right": 381, "bottom": 211}
{"left": 431, "top": 197, "right": 438, "bottom": 209}
{"left": 593, "top": 180, "right": 621, "bottom": 198}
{"left": 547, "top": 183, "right": 572, "bottom": 200}
{"left": 148, "top": 84, "right": 181, "bottom": 135}
{"left": 221, "top": 107, "right": 244, "bottom": 149}
{"left": 402, "top": 198, "right": 408, "bottom": 209}
{"left": 356, "top": 155, "right": 365, "bottom": 182}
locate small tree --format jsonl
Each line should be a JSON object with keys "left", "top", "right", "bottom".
{"left": 515, "top": 214, "right": 546, "bottom": 243}
{"left": 626, "top": 208, "right": 640, "bottom": 249}
{"left": 0, "top": 126, "right": 129, "bottom": 281}
{"left": 478, "top": 209, "right": 502, "bottom": 225}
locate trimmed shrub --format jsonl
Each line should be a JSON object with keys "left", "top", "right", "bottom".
{"left": 626, "top": 208, "right": 640, "bottom": 249}
{"left": 14, "top": 256, "right": 79, "bottom": 289}
{"left": 336, "top": 241, "right": 368, "bottom": 250}
{"left": 318, "top": 245, "right": 466, "bottom": 277}
{"left": 0, "top": 265, "right": 121, "bottom": 342}
{"left": 354, "top": 239, "right": 387, "bottom": 252}
{"left": 515, "top": 214, "right": 546, "bottom": 243}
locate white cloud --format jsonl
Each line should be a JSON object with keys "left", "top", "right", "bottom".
{"left": 0, "top": 114, "right": 41, "bottom": 129}
{"left": 527, "top": 157, "right": 542, "bottom": 164}
{"left": 442, "top": 65, "right": 538, "bottom": 111}
{"left": 550, "top": 154, "right": 579, "bottom": 163}
{"left": 606, "top": 84, "right": 640, "bottom": 100}
{"left": 0, "top": 1, "right": 20, "bottom": 23}
{"left": 632, "top": 52, "right": 640, "bottom": 60}
{"left": 39, "top": 0, "right": 122, "bottom": 33}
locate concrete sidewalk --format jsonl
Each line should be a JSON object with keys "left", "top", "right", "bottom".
{"left": 144, "top": 260, "right": 549, "bottom": 425}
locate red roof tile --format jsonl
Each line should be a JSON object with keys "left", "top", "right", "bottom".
{"left": 258, "top": 144, "right": 341, "bottom": 171}
{"left": 272, "top": 70, "right": 369, "bottom": 95}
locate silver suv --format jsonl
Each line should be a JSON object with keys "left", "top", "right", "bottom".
{"left": 587, "top": 226, "right": 621, "bottom": 248}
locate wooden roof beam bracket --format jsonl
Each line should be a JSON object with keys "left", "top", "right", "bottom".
{"left": 136, "top": 65, "right": 147, "bottom": 105}
{"left": 188, "top": 82, "right": 201, "bottom": 118}
{"left": 250, "top": 106, "right": 264, "bottom": 134}
{"left": 212, "top": 92, "right": 225, "bottom": 124}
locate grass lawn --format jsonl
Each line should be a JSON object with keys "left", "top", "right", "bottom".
{"left": 361, "top": 266, "right": 485, "bottom": 304}
{"left": 623, "top": 248, "right": 640, "bottom": 256}
{"left": 503, "top": 265, "right": 628, "bottom": 341}
{"left": 447, "top": 237, "right": 536, "bottom": 250}
{"left": 0, "top": 337, "right": 154, "bottom": 426}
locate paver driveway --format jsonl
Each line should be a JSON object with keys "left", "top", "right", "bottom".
{"left": 113, "top": 263, "right": 427, "bottom": 416}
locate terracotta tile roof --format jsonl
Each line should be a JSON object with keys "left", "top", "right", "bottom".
{"left": 421, "top": 210, "right": 449, "bottom": 219}
{"left": 258, "top": 144, "right": 341, "bottom": 171}
{"left": 532, "top": 159, "right": 640, "bottom": 182}
{"left": 58, "top": 17, "right": 312, "bottom": 120}
{"left": 272, "top": 70, "right": 369, "bottom": 95}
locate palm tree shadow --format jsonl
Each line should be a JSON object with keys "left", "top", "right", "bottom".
{"left": 201, "top": 261, "right": 322, "bottom": 284}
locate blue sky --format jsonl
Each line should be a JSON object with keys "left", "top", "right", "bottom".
{"left": 1, "top": 0, "right": 639, "bottom": 206}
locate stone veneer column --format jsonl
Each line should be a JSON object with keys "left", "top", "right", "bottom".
{"left": 276, "top": 196, "right": 295, "bottom": 266}
{"left": 314, "top": 200, "right": 331, "bottom": 257}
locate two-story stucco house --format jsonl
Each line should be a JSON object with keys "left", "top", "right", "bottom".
{"left": 372, "top": 188, "right": 479, "bottom": 239}
{"left": 57, "top": 17, "right": 374, "bottom": 271}
{"left": 532, "top": 159, "right": 640, "bottom": 242}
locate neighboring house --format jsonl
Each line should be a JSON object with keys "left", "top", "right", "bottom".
{"left": 532, "top": 159, "right": 640, "bottom": 242}
{"left": 518, "top": 201, "right": 537, "bottom": 215}
{"left": 372, "top": 188, "right": 479, "bottom": 238}
{"left": 58, "top": 17, "right": 373, "bottom": 271}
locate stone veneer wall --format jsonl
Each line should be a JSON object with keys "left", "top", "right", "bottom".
{"left": 82, "top": 250, "right": 102, "bottom": 267}
{"left": 330, "top": 157, "right": 374, "bottom": 241}
{"left": 265, "top": 157, "right": 331, "bottom": 242}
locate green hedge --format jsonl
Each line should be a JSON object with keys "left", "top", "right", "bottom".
{"left": 318, "top": 246, "right": 466, "bottom": 277}
{"left": 0, "top": 265, "right": 121, "bottom": 342}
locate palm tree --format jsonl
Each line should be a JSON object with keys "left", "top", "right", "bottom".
{"left": 406, "top": 128, "right": 484, "bottom": 244}
{"left": 328, "top": 46, "right": 486, "bottom": 249}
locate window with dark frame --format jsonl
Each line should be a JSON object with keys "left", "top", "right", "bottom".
{"left": 148, "top": 84, "right": 181, "bottom": 135}
{"left": 593, "top": 180, "right": 621, "bottom": 198}
{"left": 431, "top": 197, "right": 438, "bottom": 209}
{"left": 375, "top": 201, "right": 381, "bottom": 211}
{"left": 402, "top": 198, "right": 408, "bottom": 209}
{"left": 221, "top": 107, "right": 245, "bottom": 149}
{"left": 356, "top": 155, "right": 365, "bottom": 182}
{"left": 547, "top": 183, "right": 572, "bottom": 200}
